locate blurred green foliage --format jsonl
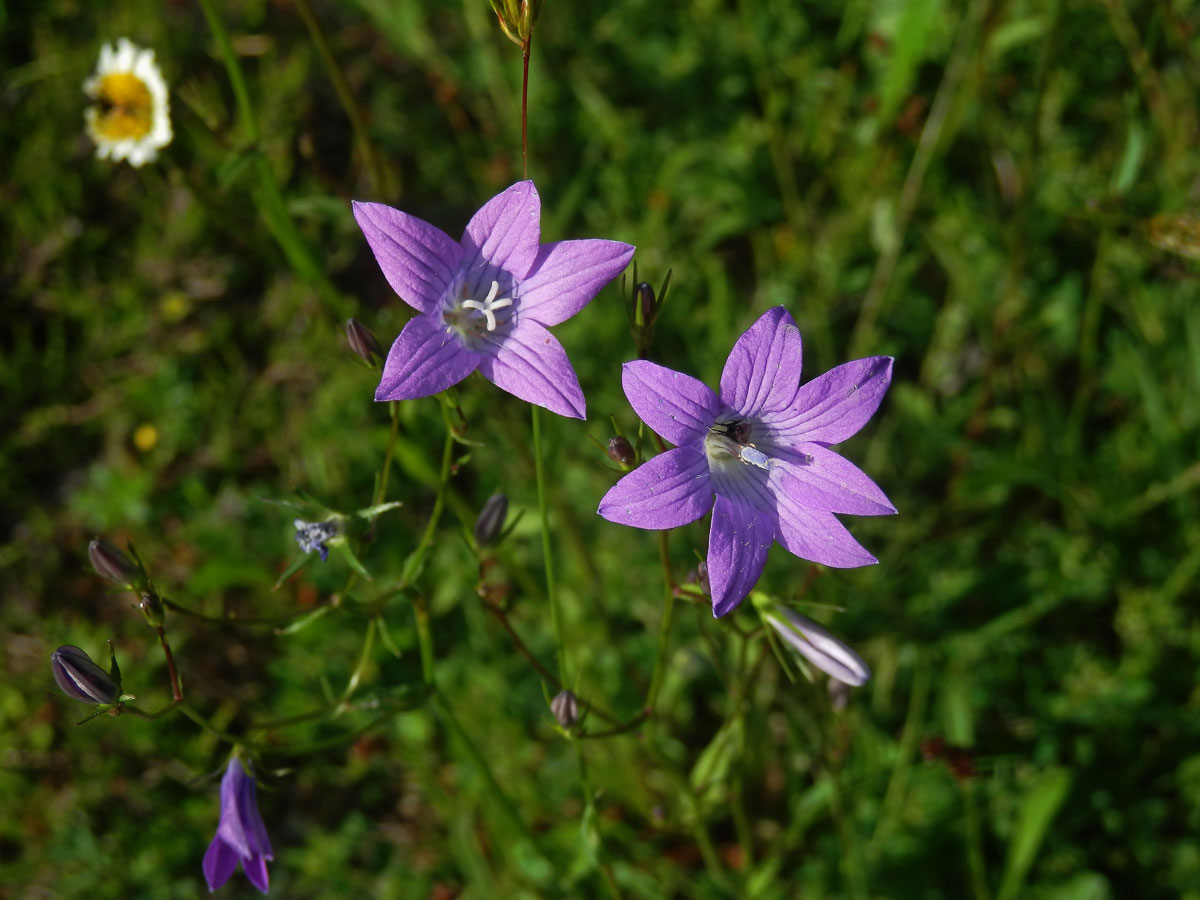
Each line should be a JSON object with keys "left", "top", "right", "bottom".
{"left": 4, "top": 0, "right": 1200, "bottom": 897}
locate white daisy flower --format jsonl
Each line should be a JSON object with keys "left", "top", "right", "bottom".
{"left": 83, "top": 38, "right": 172, "bottom": 168}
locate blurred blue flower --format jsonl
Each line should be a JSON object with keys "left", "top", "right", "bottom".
{"left": 203, "top": 756, "right": 273, "bottom": 894}
{"left": 294, "top": 518, "right": 337, "bottom": 562}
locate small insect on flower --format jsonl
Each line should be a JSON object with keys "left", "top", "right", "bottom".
{"left": 84, "top": 38, "right": 172, "bottom": 167}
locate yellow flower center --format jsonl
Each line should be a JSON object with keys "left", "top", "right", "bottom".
{"left": 90, "top": 73, "right": 154, "bottom": 141}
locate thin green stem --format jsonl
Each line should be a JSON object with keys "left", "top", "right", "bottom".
{"left": 645, "top": 530, "right": 677, "bottom": 711}
{"left": 375, "top": 401, "right": 401, "bottom": 506}
{"left": 531, "top": 404, "right": 566, "bottom": 684}
{"left": 401, "top": 416, "right": 455, "bottom": 586}
{"left": 521, "top": 32, "right": 531, "bottom": 179}
{"left": 156, "top": 625, "right": 183, "bottom": 702}
{"left": 434, "top": 689, "right": 534, "bottom": 841}
{"left": 963, "top": 779, "right": 992, "bottom": 900}
{"left": 197, "top": 0, "right": 347, "bottom": 314}
{"left": 293, "top": 0, "right": 394, "bottom": 196}
{"left": 337, "top": 618, "right": 377, "bottom": 709}
{"left": 413, "top": 594, "right": 435, "bottom": 686}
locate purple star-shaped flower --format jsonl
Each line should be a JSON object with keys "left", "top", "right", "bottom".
{"left": 353, "top": 181, "right": 634, "bottom": 419}
{"left": 203, "top": 756, "right": 274, "bottom": 894}
{"left": 598, "top": 306, "right": 895, "bottom": 617}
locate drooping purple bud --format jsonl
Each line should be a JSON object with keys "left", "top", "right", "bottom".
{"left": 474, "top": 494, "right": 509, "bottom": 547}
{"left": 346, "top": 318, "right": 382, "bottom": 366}
{"left": 551, "top": 690, "right": 579, "bottom": 729}
{"left": 607, "top": 436, "right": 635, "bottom": 468}
{"left": 88, "top": 539, "right": 139, "bottom": 587}
{"left": 51, "top": 645, "right": 121, "bottom": 705}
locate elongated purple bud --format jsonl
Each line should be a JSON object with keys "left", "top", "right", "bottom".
{"left": 636, "top": 283, "right": 655, "bottom": 327}
{"left": 88, "top": 539, "right": 139, "bottom": 586}
{"left": 51, "top": 645, "right": 120, "bottom": 705}
{"left": 474, "top": 494, "right": 509, "bottom": 547}
{"left": 346, "top": 318, "right": 382, "bottom": 365}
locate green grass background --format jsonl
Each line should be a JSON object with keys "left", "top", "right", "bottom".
{"left": 4, "top": 0, "right": 1200, "bottom": 897}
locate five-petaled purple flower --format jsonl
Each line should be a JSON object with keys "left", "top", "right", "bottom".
{"left": 599, "top": 306, "right": 895, "bottom": 616}
{"left": 204, "top": 756, "right": 274, "bottom": 894}
{"left": 353, "top": 181, "right": 634, "bottom": 419}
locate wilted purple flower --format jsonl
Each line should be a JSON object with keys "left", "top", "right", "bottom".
{"left": 353, "top": 181, "right": 634, "bottom": 418}
{"left": 764, "top": 607, "right": 871, "bottom": 687}
{"left": 51, "top": 645, "right": 121, "bottom": 705}
{"left": 203, "top": 756, "right": 274, "bottom": 894}
{"left": 599, "top": 307, "right": 894, "bottom": 616}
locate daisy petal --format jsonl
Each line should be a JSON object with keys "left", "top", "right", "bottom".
{"left": 622, "top": 360, "right": 719, "bottom": 447}
{"left": 768, "top": 444, "right": 896, "bottom": 516}
{"left": 772, "top": 494, "right": 877, "bottom": 568}
{"left": 375, "top": 315, "right": 480, "bottom": 401}
{"left": 771, "top": 356, "right": 893, "bottom": 444}
{"left": 707, "top": 495, "right": 773, "bottom": 617}
{"left": 461, "top": 181, "right": 542, "bottom": 288}
{"left": 598, "top": 446, "right": 713, "bottom": 529}
{"left": 518, "top": 239, "right": 636, "bottom": 326}
{"left": 203, "top": 837, "right": 238, "bottom": 892}
{"left": 720, "top": 306, "right": 804, "bottom": 416}
{"left": 353, "top": 201, "right": 462, "bottom": 313}
{"left": 477, "top": 318, "right": 585, "bottom": 418}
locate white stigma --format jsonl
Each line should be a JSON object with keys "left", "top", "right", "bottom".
{"left": 460, "top": 280, "right": 513, "bottom": 332}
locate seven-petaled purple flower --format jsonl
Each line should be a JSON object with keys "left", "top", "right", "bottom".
{"left": 353, "top": 181, "right": 634, "bottom": 419}
{"left": 203, "top": 756, "right": 274, "bottom": 894}
{"left": 599, "top": 306, "right": 895, "bottom": 617}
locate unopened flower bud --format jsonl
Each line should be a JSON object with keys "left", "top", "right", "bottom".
{"left": 474, "top": 493, "right": 509, "bottom": 547}
{"left": 636, "top": 283, "right": 656, "bottom": 327}
{"left": 607, "top": 436, "right": 635, "bottom": 468}
{"left": 88, "top": 539, "right": 139, "bottom": 587}
{"left": 696, "top": 561, "right": 711, "bottom": 598}
{"left": 346, "top": 318, "right": 382, "bottom": 366}
{"left": 551, "top": 689, "right": 579, "bottom": 729}
{"left": 764, "top": 607, "right": 870, "bottom": 687}
{"left": 490, "top": 0, "right": 543, "bottom": 45}
{"left": 51, "top": 645, "right": 120, "bottom": 705}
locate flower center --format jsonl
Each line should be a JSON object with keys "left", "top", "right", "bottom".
{"left": 89, "top": 73, "right": 155, "bottom": 140}
{"left": 705, "top": 419, "right": 772, "bottom": 472}
{"left": 444, "top": 279, "right": 515, "bottom": 342}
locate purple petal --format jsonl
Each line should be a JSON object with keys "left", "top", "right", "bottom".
{"left": 518, "top": 239, "right": 635, "bottom": 326}
{"left": 243, "top": 854, "right": 271, "bottom": 894}
{"left": 216, "top": 758, "right": 253, "bottom": 859}
{"left": 476, "top": 318, "right": 585, "bottom": 418}
{"left": 719, "top": 306, "right": 804, "bottom": 416}
{"left": 352, "top": 201, "right": 462, "bottom": 314}
{"left": 598, "top": 446, "right": 714, "bottom": 529}
{"left": 235, "top": 769, "right": 274, "bottom": 860}
{"left": 707, "top": 495, "right": 773, "bottom": 617}
{"left": 460, "top": 181, "right": 541, "bottom": 290}
{"left": 375, "top": 314, "right": 480, "bottom": 402}
{"left": 768, "top": 444, "right": 896, "bottom": 516}
{"left": 622, "top": 360, "right": 719, "bottom": 447}
{"left": 770, "top": 357, "right": 893, "bottom": 444}
{"left": 772, "top": 492, "right": 878, "bottom": 568}
{"left": 203, "top": 836, "right": 238, "bottom": 892}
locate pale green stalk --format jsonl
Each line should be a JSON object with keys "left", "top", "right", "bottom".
{"left": 531, "top": 405, "right": 567, "bottom": 684}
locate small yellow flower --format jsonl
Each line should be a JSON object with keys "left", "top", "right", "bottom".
{"left": 84, "top": 38, "right": 172, "bottom": 168}
{"left": 133, "top": 424, "right": 159, "bottom": 452}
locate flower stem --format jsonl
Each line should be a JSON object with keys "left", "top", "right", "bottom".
{"left": 375, "top": 401, "right": 401, "bottom": 506}
{"left": 293, "top": 0, "right": 394, "bottom": 196}
{"left": 521, "top": 31, "right": 531, "bottom": 179}
{"left": 156, "top": 626, "right": 183, "bottom": 702}
{"left": 531, "top": 404, "right": 566, "bottom": 685}
{"left": 337, "top": 618, "right": 377, "bottom": 710}
{"left": 434, "top": 689, "right": 534, "bottom": 842}
{"left": 413, "top": 593, "right": 435, "bottom": 686}
{"left": 401, "top": 415, "right": 455, "bottom": 587}
{"left": 196, "top": 0, "right": 347, "bottom": 315}
{"left": 645, "top": 530, "right": 676, "bottom": 711}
